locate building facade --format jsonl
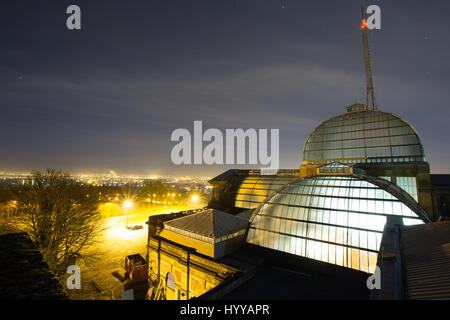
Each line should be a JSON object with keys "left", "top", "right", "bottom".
{"left": 210, "top": 105, "right": 442, "bottom": 222}
{"left": 206, "top": 103, "right": 448, "bottom": 277}
{"left": 147, "top": 236, "right": 239, "bottom": 300}
{"left": 146, "top": 210, "right": 247, "bottom": 300}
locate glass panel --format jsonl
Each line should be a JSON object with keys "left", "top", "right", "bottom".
{"left": 247, "top": 175, "right": 427, "bottom": 274}
{"left": 303, "top": 111, "right": 424, "bottom": 164}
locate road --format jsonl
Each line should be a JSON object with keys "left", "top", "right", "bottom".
{"left": 66, "top": 208, "right": 189, "bottom": 300}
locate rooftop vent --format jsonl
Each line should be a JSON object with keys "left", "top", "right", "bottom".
{"left": 345, "top": 103, "right": 367, "bottom": 113}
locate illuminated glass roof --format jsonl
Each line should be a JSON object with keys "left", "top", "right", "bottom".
{"left": 317, "top": 161, "right": 352, "bottom": 175}
{"left": 303, "top": 110, "right": 425, "bottom": 165}
{"left": 246, "top": 174, "right": 430, "bottom": 273}
{"left": 235, "top": 176, "right": 296, "bottom": 209}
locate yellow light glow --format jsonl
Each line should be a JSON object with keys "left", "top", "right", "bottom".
{"left": 105, "top": 225, "right": 144, "bottom": 241}
{"left": 191, "top": 195, "right": 199, "bottom": 202}
{"left": 124, "top": 200, "right": 132, "bottom": 209}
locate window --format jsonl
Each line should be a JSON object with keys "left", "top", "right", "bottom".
{"left": 166, "top": 272, "right": 176, "bottom": 291}
{"left": 235, "top": 176, "right": 295, "bottom": 209}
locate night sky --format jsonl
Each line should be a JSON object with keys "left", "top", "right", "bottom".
{"left": 1, "top": 0, "right": 450, "bottom": 177}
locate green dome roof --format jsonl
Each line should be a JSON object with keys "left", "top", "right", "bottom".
{"left": 303, "top": 110, "right": 425, "bottom": 165}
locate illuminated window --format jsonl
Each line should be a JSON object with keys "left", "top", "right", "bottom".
{"left": 235, "top": 176, "right": 296, "bottom": 209}
{"left": 396, "top": 177, "right": 418, "bottom": 201}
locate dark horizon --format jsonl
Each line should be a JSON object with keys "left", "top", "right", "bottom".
{"left": 2, "top": 0, "right": 450, "bottom": 177}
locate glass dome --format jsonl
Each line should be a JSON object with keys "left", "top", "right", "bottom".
{"left": 246, "top": 174, "right": 430, "bottom": 273}
{"left": 235, "top": 176, "right": 296, "bottom": 209}
{"left": 302, "top": 109, "right": 425, "bottom": 165}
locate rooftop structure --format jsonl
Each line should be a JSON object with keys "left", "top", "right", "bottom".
{"left": 163, "top": 209, "right": 248, "bottom": 240}
{"left": 146, "top": 210, "right": 246, "bottom": 299}
{"left": 371, "top": 219, "right": 450, "bottom": 300}
{"left": 247, "top": 167, "right": 430, "bottom": 273}
{"left": 235, "top": 175, "right": 297, "bottom": 209}
{"left": 302, "top": 110, "right": 425, "bottom": 167}
{"left": 401, "top": 221, "right": 450, "bottom": 299}
{"left": 159, "top": 209, "right": 248, "bottom": 259}
{"left": 151, "top": 7, "right": 450, "bottom": 300}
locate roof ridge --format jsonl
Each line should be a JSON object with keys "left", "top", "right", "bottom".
{"left": 211, "top": 209, "right": 217, "bottom": 237}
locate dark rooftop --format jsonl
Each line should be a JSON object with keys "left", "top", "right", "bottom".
{"left": 200, "top": 244, "right": 370, "bottom": 300}
{"left": 221, "top": 265, "right": 369, "bottom": 300}
{"left": 402, "top": 221, "right": 450, "bottom": 299}
{"left": 208, "top": 169, "right": 249, "bottom": 183}
{"left": 0, "top": 232, "right": 67, "bottom": 299}
{"left": 431, "top": 174, "right": 450, "bottom": 190}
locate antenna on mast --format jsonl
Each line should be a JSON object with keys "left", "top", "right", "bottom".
{"left": 360, "top": 5, "right": 377, "bottom": 110}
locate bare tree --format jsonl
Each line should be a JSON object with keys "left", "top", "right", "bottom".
{"left": 12, "top": 169, "right": 103, "bottom": 274}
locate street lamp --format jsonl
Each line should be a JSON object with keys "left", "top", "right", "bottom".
{"left": 124, "top": 200, "right": 132, "bottom": 228}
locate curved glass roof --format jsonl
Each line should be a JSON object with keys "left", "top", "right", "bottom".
{"left": 235, "top": 176, "right": 296, "bottom": 209}
{"left": 303, "top": 110, "right": 425, "bottom": 165}
{"left": 246, "top": 174, "right": 430, "bottom": 273}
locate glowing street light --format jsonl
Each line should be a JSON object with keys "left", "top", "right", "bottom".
{"left": 124, "top": 200, "right": 133, "bottom": 228}
{"left": 124, "top": 200, "right": 132, "bottom": 209}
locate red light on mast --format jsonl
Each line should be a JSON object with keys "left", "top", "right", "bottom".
{"left": 361, "top": 19, "right": 368, "bottom": 30}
